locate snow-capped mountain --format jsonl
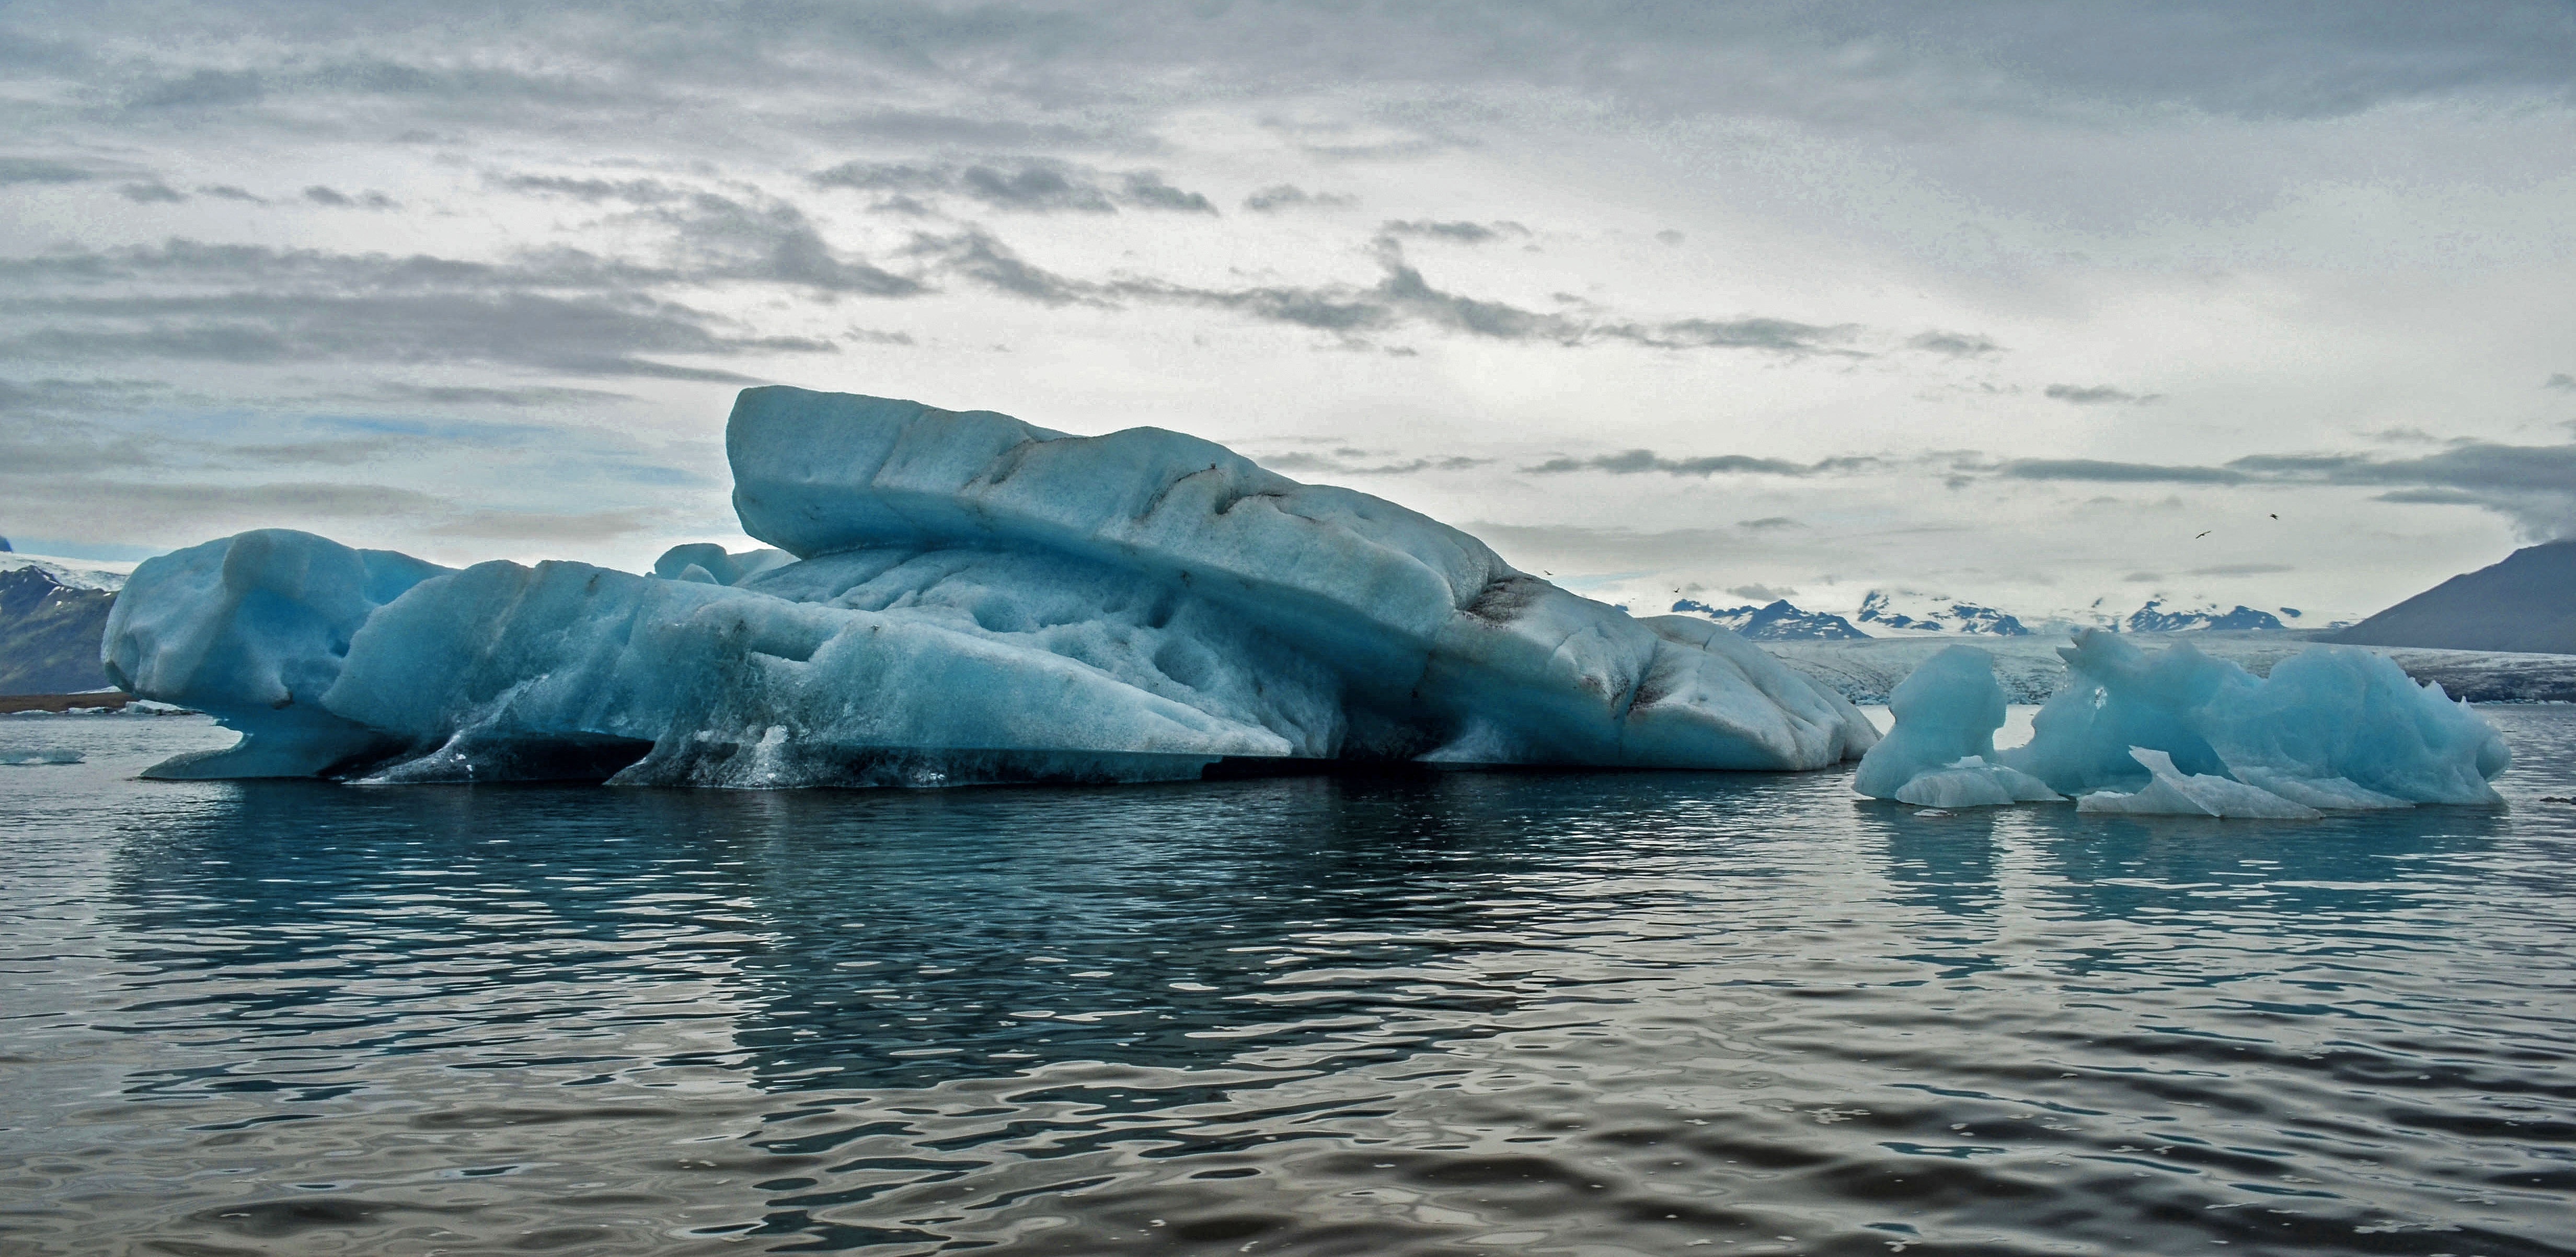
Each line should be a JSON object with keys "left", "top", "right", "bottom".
{"left": 1667, "top": 598, "right": 1869, "bottom": 640}
{"left": 1852, "top": 590, "right": 2032, "bottom": 636}
{"left": 1, "top": 564, "right": 117, "bottom": 695}
{"left": 0, "top": 549, "right": 133, "bottom": 592}
{"left": 1668, "top": 587, "right": 2308, "bottom": 643}
{"left": 2123, "top": 599, "right": 2291, "bottom": 633}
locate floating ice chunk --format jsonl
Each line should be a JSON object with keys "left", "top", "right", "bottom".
{"left": 1853, "top": 645, "right": 2015, "bottom": 800}
{"left": 2004, "top": 630, "right": 2506, "bottom": 805}
{"left": 0, "top": 748, "right": 83, "bottom": 765}
{"left": 1859, "top": 629, "right": 2508, "bottom": 815}
{"left": 1893, "top": 756, "right": 2062, "bottom": 808}
{"left": 2003, "top": 631, "right": 2236, "bottom": 794}
{"left": 106, "top": 387, "right": 1879, "bottom": 785}
{"left": 2195, "top": 644, "right": 2506, "bottom": 806}
{"left": 2075, "top": 747, "right": 2323, "bottom": 819}
{"left": 100, "top": 529, "right": 447, "bottom": 778}
{"left": 1853, "top": 644, "right": 2055, "bottom": 805}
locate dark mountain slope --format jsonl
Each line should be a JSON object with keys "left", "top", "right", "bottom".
{"left": 2333, "top": 541, "right": 2576, "bottom": 655}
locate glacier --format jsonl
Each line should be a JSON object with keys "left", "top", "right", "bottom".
{"left": 103, "top": 386, "right": 1879, "bottom": 786}
{"left": 1853, "top": 629, "right": 2509, "bottom": 814}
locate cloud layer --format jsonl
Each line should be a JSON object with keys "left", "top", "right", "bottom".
{"left": 2, "top": 0, "right": 2571, "bottom": 614}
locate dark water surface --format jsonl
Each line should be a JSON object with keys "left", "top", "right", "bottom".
{"left": 4, "top": 711, "right": 2573, "bottom": 1256}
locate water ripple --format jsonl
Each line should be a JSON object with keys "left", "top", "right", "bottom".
{"left": 1, "top": 711, "right": 2571, "bottom": 1254}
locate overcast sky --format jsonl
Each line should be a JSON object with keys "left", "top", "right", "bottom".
{"left": 5, "top": 1, "right": 2572, "bottom": 621}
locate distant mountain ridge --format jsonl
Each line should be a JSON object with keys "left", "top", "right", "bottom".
{"left": 0, "top": 566, "right": 117, "bottom": 695}
{"left": 2124, "top": 599, "right": 2289, "bottom": 633}
{"left": 2333, "top": 541, "right": 2576, "bottom": 655}
{"left": 1854, "top": 590, "right": 2031, "bottom": 636}
{"left": 1668, "top": 588, "right": 2303, "bottom": 642}
{"left": 1668, "top": 598, "right": 1868, "bottom": 640}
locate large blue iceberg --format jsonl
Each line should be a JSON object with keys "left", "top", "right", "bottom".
{"left": 104, "top": 386, "right": 1880, "bottom": 786}
{"left": 1854, "top": 630, "right": 2509, "bottom": 815}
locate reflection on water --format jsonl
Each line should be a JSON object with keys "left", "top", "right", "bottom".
{"left": 2, "top": 710, "right": 2572, "bottom": 1255}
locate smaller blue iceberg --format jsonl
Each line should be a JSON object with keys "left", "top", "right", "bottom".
{"left": 1856, "top": 631, "right": 2509, "bottom": 815}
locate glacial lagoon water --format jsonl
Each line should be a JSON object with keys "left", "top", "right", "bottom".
{"left": 3, "top": 711, "right": 2572, "bottom": 1256}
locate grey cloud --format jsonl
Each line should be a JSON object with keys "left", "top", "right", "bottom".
{"left": 1257, "top": 451, "right": 1491, "bottom": 476}
{"left": 1655, "top": 229, "right": 1685, "bottom": 246}
{"left": 2044, "top": 383, "right": 2160, "bottom": 405}
{"left": 812, "top": 109, "right": 1141, "bottom": 151}
{"left": 0, "top": 377, "right": 168, "bottom": 417}
{"left": 2189, "top": 562, "right": 2295, "bottom": 576}
{"left": 1728, "top": 583, "right": 1795, "bottom": 599}
{"left": 1910, "top": 330, "right": 2002, "bottom": 356}
{"left": 958, "top": 164, "right": 1116, "bottom": 213}
{"left": 0, "top": 415, "right": 161, "bottom": 475}
{"left": 2548, "top": 373, "right": 2576, "bottom": 391}
{"left": 123, "top": 67, "right": 264, "bottom": 111}
{"left": 1380, "top": 219, "right": 1528, "bottom": 244}
{"left": 3, "top": 291, "right": 834, "bottom": 379}
{"left": 118, "top": 180, "right": 186, "bottom": 203}
{"left": 223, "top": 434, "right": 416, "bottom": 466}
{"left": 2000, "top": 458, "right": 2246, "bottom": 483}
{"left": 905, "top": 231, "right": 1861, "bottom": 353}
{"left": 195, "top": 184, "right": 265, "bottom": 202}
{"left": 1522, "top": 449, "right": 1873, "bottom": 477}
{"left": 1598, "top": 316, "right": 1858, "bottom": 353}
{"left": 0, "top": 156, "right": 98, "bottom": 184}
{"left": 0, "top": 238, "right": 678, "bottom": 291}
{"left": 430, "top": 506, "right": 670, "bottom": 543}
{"left": 1, "top": 477, "right": 443, "bottom": 547}
{"left": 811, "top": 158, "right": 1217, "bottom": 215}
{"left": 2366, "top": 426, "right": 2442, "bottom": 444}
{"left": 1738, "top": 516, "right": 1804, "bottom": 530}
{"left": 1997, "top": 441, "right": 2576, "bottom": 538}
{"left": 1242, "top": 184, "right": 1354, "bottom": 212}
{"left": 303, "top": 185, "right": 398, "bottom": 209}
{"left": 28, "top": 1, "right": 2569, "bottom": 160}
{"left": 1121, "top": 172, "right": 1217, "bottom": 213}
{"left": 493, "top": 173, "right": 684, "bottom": 203}
{"left": 657, "top": 192, "right": 924, "bottom": 295}
{"left": 1456, "top": 522, "right": 1748, "bottom": 572}
{"left": 371, "top": 383, "right": 630, "bottom": 407}
{"left": 2374, "top": 488, "right": 2488, "bottom": 506}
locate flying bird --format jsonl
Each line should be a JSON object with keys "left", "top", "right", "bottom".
{"left": 2194, "top": 530, "right": 2211, "bottom": 538}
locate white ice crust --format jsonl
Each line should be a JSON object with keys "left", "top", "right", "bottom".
{"left": 1854, "top": 629, "right": 2509, "bottom": 814}
{"left": 106, "top": 386, "right": 1878, "bottom": 786}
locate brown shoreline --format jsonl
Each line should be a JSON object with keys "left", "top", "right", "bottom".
{"left": 0, "top": 692, "right": 133, "bottom": 714}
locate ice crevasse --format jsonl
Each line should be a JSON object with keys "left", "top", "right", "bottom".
{"left": 1853, "top": 633, "right": 2509, "bottom": 816}
{"left": 103, "top": 386, "right": 1880, "bottom": 786}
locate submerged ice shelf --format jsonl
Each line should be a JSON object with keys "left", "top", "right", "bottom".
{"left": 104, "top": 386, "right": 1879, "bottom": 786}
{"left": 1854, "top": 633, "right": 2509, "bottom": 816}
